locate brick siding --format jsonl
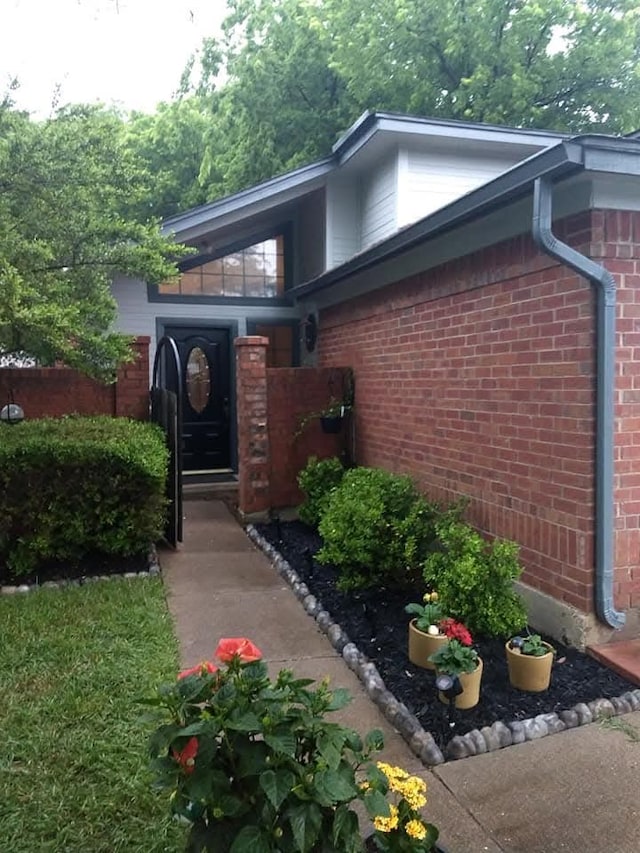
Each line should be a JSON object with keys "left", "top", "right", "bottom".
{"left": 317, "top": 211, "right": 640, "bottom": 616}
{"left": 0, "top": 337, "right": 150, "bottom": 422}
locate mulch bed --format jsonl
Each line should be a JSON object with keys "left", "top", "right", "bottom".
{"left": 0, "top": 551, "right": 149, "bottom": 587}
{"left": 256, "top": 519, "right": 635, "bottom": 750}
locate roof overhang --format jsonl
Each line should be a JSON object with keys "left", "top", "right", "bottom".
{"left": 292, "top": 135, "right": 640, "bottom": 303}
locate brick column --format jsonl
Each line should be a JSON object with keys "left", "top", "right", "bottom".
{"left": 115, "top": 336, "right": 150, "bottom": 420}
{"left": 235, "top": 336, "right": 271, "bottom": 517}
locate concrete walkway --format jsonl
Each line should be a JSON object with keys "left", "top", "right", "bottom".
{"left": 160, "top": 501, "right": 640, "bottom": 853}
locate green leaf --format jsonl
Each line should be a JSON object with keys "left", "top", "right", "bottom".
{"left": 364, "top": 729, "right": 385, "bottom": 753}
{"left": 264, "top": 730, "right": 297, "bottom": 757}
{"left": 332, "top": 804, "right": 362, "bottom": 852}
{"left": 327, "top": 687, "right": 351, "bottom": 711}
{"left": 314, "top": 768, "right": 359, "bottom": 804}
{"left": 226, "top": 711, "right": 261, "bottom": 732}
{"left": 229, "top": 825, "right": 272, "bottom": 853}
{"left": 288, "top": 802, "right": 323, "bottom": 853}
{"left": 260, "top": 769, "right": 296, "bottom": 810}
{"left": 364, "top": 789, "right": 390, "bottom": 820}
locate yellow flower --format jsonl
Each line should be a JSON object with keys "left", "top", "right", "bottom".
{"left": 359, "top": 780, "right": 370, "bottom": 791}
{"left": 405, "top": 819, "right": 427, "bottom": 840}
{"left": 431, "top": 592, "right": 438, "bottom": 601}
{"left": 373, "top": 804, "right": 399, "bottom": 833}
{"left": 377, "top": 761, "right": 409, "bottom": 780}
{"left": 423, "top": 592, "right": 432, "bottom": 603}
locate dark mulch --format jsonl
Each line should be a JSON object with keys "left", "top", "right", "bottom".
{"left": 256, "top": 520, "right": 635, "bottom": 751}
{"left": 0, "top": 551, "right": 149, "bottom": 587}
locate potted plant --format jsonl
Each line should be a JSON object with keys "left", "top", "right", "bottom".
{"left": 319, "top": 397, "right": 350, "bottom": 433}
{"left": 146, "top": 636, "right": 442, "bottom": 852}
{"left": 405, "top": 592, "right": 448, "bottom": 670}
{"left": 506, "top": 632, "right": 555, "bottom": 692}
{"left": 428, "top": 621, "right": 483, "bottom": 710}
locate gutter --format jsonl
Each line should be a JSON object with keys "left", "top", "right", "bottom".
{"left": 532, "top": 177, "right": 624, "bottom": 629}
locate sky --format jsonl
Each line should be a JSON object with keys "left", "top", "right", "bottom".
{"left": 1, "top": 0, "right": 229, "bottom": 117}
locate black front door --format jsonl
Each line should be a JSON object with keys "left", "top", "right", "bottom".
{"left": 164, "top": 326, "right": 231, "bottom": 472}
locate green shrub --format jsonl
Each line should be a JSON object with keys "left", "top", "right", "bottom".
{"left": 317, "top": 467, "right": 445, "bottom": 590}
{"left": 0, "top": 416, "right": 168, "bottom": 575}
{"left": 297, "top": 455, "right": 345, "bottom": 527}
{"left": 423, "top": 520, "right": 528, "bottom": 638}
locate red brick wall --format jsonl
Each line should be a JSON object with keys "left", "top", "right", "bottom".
{"left": 318, "top": 214, "right": 609, "bottom": 615}
{"left": 267, "top": 367, "right": 349, "bottom": 508}
{"left": 0, "top": 337, "right": 150, "bottom": 421}
{"left": 235, "top": 333, "right": 349, "bottom": 515}
{"left": 594, "top": 211, "right": 640, "bottom": 611}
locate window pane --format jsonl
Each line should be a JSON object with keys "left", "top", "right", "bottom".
{"left": 158, "top": 234, "right": 286, "bottom": 298}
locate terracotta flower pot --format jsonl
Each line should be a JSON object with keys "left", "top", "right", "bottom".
{"left": 408, "top": 619, "right": 448, "bottom": 670}
{"left": 437, "top": 657, "right": 483, "bottom": 710}
{"left": 505, "top": 641, "right": 554, "bottom": 692}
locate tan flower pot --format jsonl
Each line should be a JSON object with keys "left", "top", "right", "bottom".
{"left": 408, "top": 619, "right": 448, "bottom": 670}
{"left": 438, "top": 658, "right": 483, "bottom": 710}
{"left": 505, "top": 641, "right": 554, "bottom": 692}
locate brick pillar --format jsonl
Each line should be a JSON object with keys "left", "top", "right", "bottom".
{"left": 115, "top": 336, "right": 150, "bottom": 420}
{"left": 235, "top": 336, "right": 271, "bottom": 517}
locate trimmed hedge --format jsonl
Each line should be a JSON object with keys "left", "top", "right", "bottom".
{"left": 297, "top": 456, "right": 345, "bottom": 527}
{"left": 0, "top": 416, "right": 168, "bottom": 575}
{"left": 317, "top": 466, "right": 449, "bottom": 590}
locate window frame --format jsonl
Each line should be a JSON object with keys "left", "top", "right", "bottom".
{"left": 149, "top": 223, "right": 294, "bottom": 305}
{"left": 246, "top": 318, "right": 301, "bottom": 367}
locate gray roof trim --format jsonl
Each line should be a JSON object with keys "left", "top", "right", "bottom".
{"left": 163, "top": 110, "right": 570, "bottom": 237}
{"left": 293, "top": 134, "right": 640, "bottom": 302}
{"left": 292, "top": 140, "right": 586, "bottom": 301}
{"left": 161, "top": 156, "right": 334, "bottom": 237}
{"left": 331, "top": 110, "right": 569, "bottom": 163}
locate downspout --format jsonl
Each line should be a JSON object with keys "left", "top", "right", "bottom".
{"left": 532, "top": 177, "right": 625, "bottom": 629}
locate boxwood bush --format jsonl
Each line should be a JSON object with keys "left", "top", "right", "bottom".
{"left": 0, "top": 416, "right": 168, "bottom": 576}
{"left": 297, "top": 455, "right": 345, "bottom": 527}
{"left": 317, "top": 466, "right": 452, "bottom": 589}
{"left": 423, "top": 520, "right": 528, "bottom": 638}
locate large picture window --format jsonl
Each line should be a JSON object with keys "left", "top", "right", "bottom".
{"left": 159, "top": 235, "right": 285, "bottom": 299}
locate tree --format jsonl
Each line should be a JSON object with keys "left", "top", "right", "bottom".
{"left": 326, "top": 0, "right": 640, "bottom": 131}
{"left": 0, "top": 104, "right": 184, "bottom": 379}
{"left": 183, "top": 0, "right": 640, "bottom": 199}
{"left": 125, "top": 98, "right": 211, "bottom": 221}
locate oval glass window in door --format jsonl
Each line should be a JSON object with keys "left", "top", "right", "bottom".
{"left": 185, "top": 346, "right": 211, "bottom": 413}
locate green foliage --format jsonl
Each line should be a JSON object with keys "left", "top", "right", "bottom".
{"left": 405, "top": 592, "right": 444, "bottom": 632}
{"left": 173, "top": 0, "right": 640, "bottom": 202}
{"left": 514, "top": 633, "right": 553, "bottom": 657}
{"left": 428, "top": 639, "right": 479, "bottom": 677}
{"left": 423, "top": 521, "right": 528, "bottom": 638}
{"left": 0, "top": 103, "right": 185, "bottom": 379}
{"left": 317, "top": 467, "right": 449, "bottom": 590}
{"left": 0, "top": 416, "right": 168, "bottom": 575}
{"left": 297, "top": 456, "right": 346, "bottom": 527}
{"left": 147, "top": 641, "right": 439, "bottom": 852}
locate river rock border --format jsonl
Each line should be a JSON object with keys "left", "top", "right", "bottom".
{"left": 247, "top": 524, "right": 640, "bottom": 766}
{"left": 0, "top": 545, "right": 161, "bottom": 595}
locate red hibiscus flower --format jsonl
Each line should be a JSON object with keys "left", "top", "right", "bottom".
{"left": 440, "top": 618, "right": 473, "bottom": 646}
{"left": 215, "top": 637, "right": 263, "bottom": 663}
{"left": 178, "top": 660, "right": 218, "bottom": 680}
{"left": 173, "top": 737, "right": 198, "bottom": 774}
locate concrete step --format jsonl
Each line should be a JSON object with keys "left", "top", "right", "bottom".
{"left": 587, "top": 638, "right": 640, "bottom": 686}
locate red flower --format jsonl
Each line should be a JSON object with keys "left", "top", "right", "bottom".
{"left": 178, "top": 660, "right": 218, "bottom": 680}
{"left": 215, "top": 637, "right": 263, "bottom": 663}
{"left": 173, "top": 737, "right": 198, "bottom": 774}
{"left": 440, "top": 618, "right": 473, "bottom": 646}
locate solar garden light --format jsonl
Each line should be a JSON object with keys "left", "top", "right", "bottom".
{"left": 0, "top": 392, "right": 24, "bottom": 425}
{"left": 435, "top": 673, "right": 464, "bottom": 734}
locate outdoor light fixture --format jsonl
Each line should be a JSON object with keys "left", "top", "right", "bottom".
{"left": 0, "top": 392, "right": 24, "bottom": 425}
{"left": 435, "top": 673, "right": 463, "bottom": 701}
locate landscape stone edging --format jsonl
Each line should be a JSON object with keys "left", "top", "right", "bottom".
{"left": 247, "top": 524, "right": 640, "bottom": 765}
{"left": 0, "top": 545, "right": 161, "bottom": 595}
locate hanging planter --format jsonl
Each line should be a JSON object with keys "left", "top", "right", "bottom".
{"left": 320, "top": 414, "right": 344, "bottom": 433}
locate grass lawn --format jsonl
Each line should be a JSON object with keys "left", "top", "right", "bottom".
{"left": 0, "top": 578, "right": 186, "bottom": 852}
